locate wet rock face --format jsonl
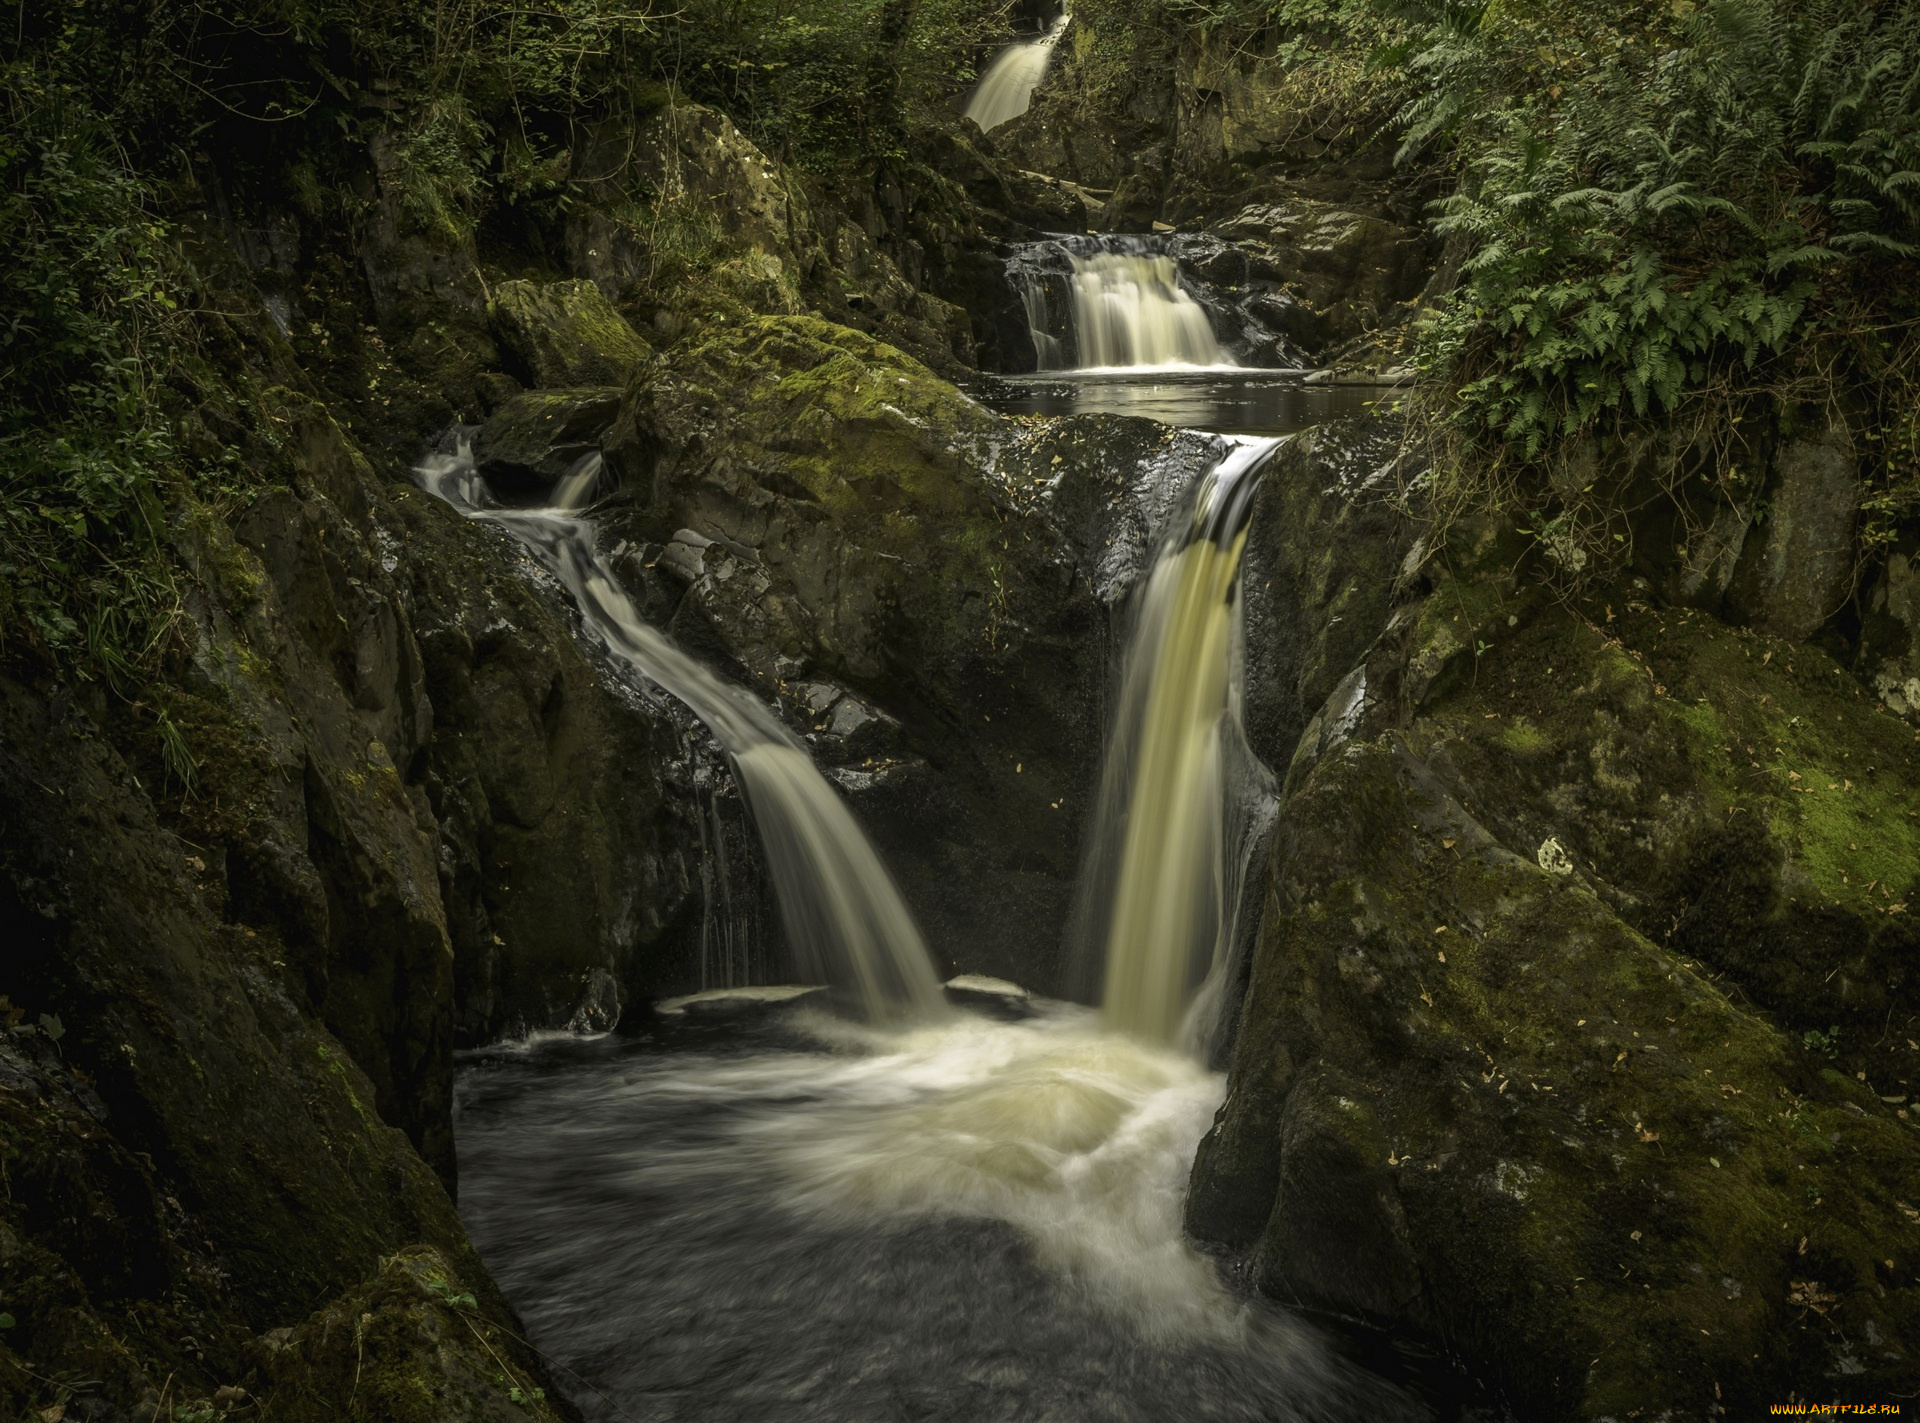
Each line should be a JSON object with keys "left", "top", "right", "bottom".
{"left": 0, "top": 676, "right": 535, "bottom": 1393}
{"left": 601, "top": 314, "right": 1203, "bottom": 990}
{"left": 1199, "top": 202, "right": 1431, "bottom": 354}
{"left": 393, "top": 485, "right": 710, "bottom": 1042}
{"left": 1193, "top": 514, "right": 1920, "bottom": 1412}
{"left": 473, "top": 387, "right": 626, "bottom": 495}
{"left": 1727, "top": 423, "right": 1863, "bottom": 641}
{"left": 1237, "top": 418, "right": 1413, "bottom": 771}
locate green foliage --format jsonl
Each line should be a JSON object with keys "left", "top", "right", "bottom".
{"left": 1400, "top": 0, "right": 1920, "bottom": 457}
{"left": 1, "top": 0, "right": 1021, "bottom": 683}
{"left": 0, "top": 60, "right": 185, "bottom": 676}
{"left": 657, "top": 0, "right": 1012, "bottom": 164}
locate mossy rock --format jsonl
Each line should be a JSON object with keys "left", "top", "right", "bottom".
{"left": 603, "top": 313, "right": 1173, "bottom": 990}
{"left": 489, "top": 278, "right": 651, "bottom": 390}
{"left": 1192, "top": 580, "right": 1920, "bottom": 1417}
{"left": 255, "top": 1246, "right": 571, "bottom": 1422}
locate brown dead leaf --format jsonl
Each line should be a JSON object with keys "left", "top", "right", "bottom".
{"left": 1787, "top": 1279, "right": 1837, "bottom": 1314}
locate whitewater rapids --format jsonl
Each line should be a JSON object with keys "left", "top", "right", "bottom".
{"left": 457, "top": 1006, "right": 1426, "bottom": 1422}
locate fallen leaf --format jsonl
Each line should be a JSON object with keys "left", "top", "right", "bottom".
{"left": 1437, "top": 950, "right": 1447, "bottom": 963}
{"left": 1630, "top": 1230, "right": 1642, "bottom": 1242}
{"left": 1788, "top": 1279, "right": 1837, "bottom": 1314}
{"left": 1441, "top": 837, "right": 1457, "bottom": 851}
{"left": 1434, "top": 925, "right": 1448, "bottom": 935}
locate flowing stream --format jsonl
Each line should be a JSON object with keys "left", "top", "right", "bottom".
{"left": 964, "top": 12, "right": 1070, "bottom": 133}
{"left": 446, "top": 336, "right": 1426, "bottom": 1416}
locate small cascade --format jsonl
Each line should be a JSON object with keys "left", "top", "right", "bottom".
{"left": 964, "top": 12, "right": 1070, "bottom": 133}
{"left": 1075, "top": 437, "right": 1281, "bottom": 1050}
{"left": 1006, "top": 236, "right": 1234, "bottom": 372}
{"left": 418, "top": 443, "right": 946, "bottom": 1024}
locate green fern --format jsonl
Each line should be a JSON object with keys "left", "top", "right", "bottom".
{"left": 1399, "top": 0, "right": 1920, "bottom": 453}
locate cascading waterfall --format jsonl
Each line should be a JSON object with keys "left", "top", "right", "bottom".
{"left": 1008, "top": 236, "right": 1234, "bottom": 371}
{"left": 963, "top": 12, "right": 1070, "bottom": 133}
{"left": 1075, "top": 437, "right": 1280, "bottom": 1049}
{"left": 417, "top": 443, "right": 946, "bottom": 1023}
{"left": 453, "top": 435, "right": 1424, "bottom": 1421}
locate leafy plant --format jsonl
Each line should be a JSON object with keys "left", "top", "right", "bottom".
{"left": 1380, "top": 0, "right": 1920, "bottom": 586}
{"left": 1802, "top": 1023, "right": 1841, "bottom": 1057}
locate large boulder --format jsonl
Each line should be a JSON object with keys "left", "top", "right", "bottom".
{"left": 472, "top": 386, "right": 624, "bottom": 494}
{"left": 489, "top": 278, "right": 651, "bottom": 389}
{"left": 1192, "top": 518, "right": 1920, "bottom": 1414}
{"left": 602, "top": 313, "right": 1215, "bottom": 989}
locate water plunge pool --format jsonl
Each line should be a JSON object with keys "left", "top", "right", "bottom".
{"left": 456, "top": 1003, "right": 1436, "bottom": 1422}
{"left": 977, "top": 371, "right": 1403, "bottom": 436}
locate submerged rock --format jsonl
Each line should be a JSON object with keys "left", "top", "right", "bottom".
{"left": 654, "top": 984, "right": 828, "bottom": 1021}
{"left": 944, "top": 973, "right": 1036, "bottom": 1018}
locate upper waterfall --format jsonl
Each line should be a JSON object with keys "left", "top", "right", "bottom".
{"left": 964, "top": 13, "right": 1069, "bottom": 133}
{"left": 1007, "top": 236, "right": 1235, "bottom": 372}
{"left": 417, "top": 445, "right": 947, "bottom": 1025}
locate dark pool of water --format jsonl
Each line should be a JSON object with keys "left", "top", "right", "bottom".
{"left": 976, "top": 371, "right": 1405, "bottom": 435}
{"left": 455, "top": 1009, "right": 1451, "bottom": 1423}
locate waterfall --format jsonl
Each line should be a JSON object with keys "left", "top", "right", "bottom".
{"left": 417, "top": 444, "right": 946, "bottom": 1024}
{"left": 964, "top": 13, "right": 1070, "bottom": 134}
{"left": 1007, "top": 237, "right": 1234, "bottom": 372}
{"left": 1076, "top": 437, "right": 1280, "bottom": 1050}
